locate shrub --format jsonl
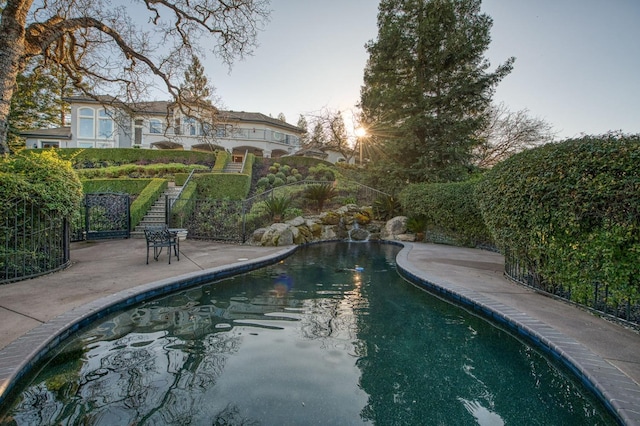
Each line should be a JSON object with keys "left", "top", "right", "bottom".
{"left": 82, "top": 179, "right": 152, "bottom": 196}
{"left": 0, "top": 150, "right": 82, "bottom": 216}
{"left": 257, "top": 177, "right": 270, "bottom": 187}
{"left": 275, "top": 171, "right": 286, "bottom": 181}
{"left": 267, "top": 173, "right": 276, "bottom": 183}
{"left": 286, "top": 175, "right": 298, "bottom": 184}
{"left": 264, "top": 195, "right": 292, "bottom": 222}
{"left": 304, "top": 183, "right": 337, "bottom": 213}
{"left": 195, "top": 173, "right": 252, "bottom": 200}
{"left": 400, "top": 180, "right": 492, "bottom": 247}
{"left": 48, "top": 148, "right": 216, "bottom": 168}
{"left": 273, "top": 177, "right": 285, "bottom": 187}
{"left": 373, "top": 194, "right": 401, "bottom": 221}
{"left": 476, "top": 134, "right": 640, "bottom": 305}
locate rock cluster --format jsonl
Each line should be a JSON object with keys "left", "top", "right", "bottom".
{"left": 251, "top": 204, "right": 417, "bottom": 247}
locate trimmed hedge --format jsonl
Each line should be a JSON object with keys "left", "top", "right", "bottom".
{"left": 76, "top": 163, "right": 208, "bottom": 179}
{"left": 476, "top": 134, "right": 640, "bottom": 305}
{"left": 82, "top": 179, "right": 153, "bottom": 196}
{"left": 39, "top": 148, "right": 216, "bottom": 168}
{"left": 241, "top": 153, "right": 255, "bottom": 174}
{"left": 195, "top": 173, "right": 252, "bottom": 200}
{"left": 130, "top": 179, "right": 168, "bottom": 228}
{"left": 212, "top": 151, "right": 230, "bottom": 172}
{"left": 400, "top": 180, "right": 492, "bottom": 247}
{"left": 278, "top": 156, "right": 334, "bottom": 168}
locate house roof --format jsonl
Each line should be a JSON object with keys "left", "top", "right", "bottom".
{"left": 64, "top": 96, "right": 305, "bottom": 134}
{"left": 20, "top": 126, "right": 71, "bottom": 139}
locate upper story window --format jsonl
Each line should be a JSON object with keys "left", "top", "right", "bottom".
{"left": 149, "top": 119, "right": 163, "bottom": 134}
{"left": 78, "top": 108, "right": 95, "bottom": 138}
{"left": 78, "top": 107, "right": 114, "bottom": 139}
{"left": 184, "top": 116, "right": 197, "bottom": 136}
{"left": 97, "top": 109, "right": 114, "bottom": 138}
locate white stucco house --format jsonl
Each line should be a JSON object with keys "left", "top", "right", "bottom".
{"left": 22, "top": 96, "right": 305, "bottom": 161}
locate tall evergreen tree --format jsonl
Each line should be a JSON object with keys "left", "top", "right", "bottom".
{"left": 360, "top": 0, "right": 514, "bottom": 185}
{"left": 180, "top": 55, "right": 213, "bottom": 102}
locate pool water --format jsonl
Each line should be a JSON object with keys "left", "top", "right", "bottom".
{"left": 0, "top": 242, "right": 616, "bottom": 425}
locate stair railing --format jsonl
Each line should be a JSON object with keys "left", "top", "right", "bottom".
{"left": 166, "top": 168, "right": 196, "bottom": 224}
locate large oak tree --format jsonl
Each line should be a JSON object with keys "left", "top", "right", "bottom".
{"left": 0, "top": 0, "right": 270, "bottom": 154}
{"left": 360, "top": 0, "right": 514, "bottom": 187}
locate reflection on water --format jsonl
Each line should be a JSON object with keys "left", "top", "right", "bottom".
{"left": 0, "top": 243, "right": 616, "bottom": 425}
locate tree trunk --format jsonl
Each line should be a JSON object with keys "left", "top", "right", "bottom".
{"left": 0, "top": 0, "right": 32, "bottom": 154}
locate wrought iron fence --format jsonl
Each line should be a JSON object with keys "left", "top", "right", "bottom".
{"left": 1, "top": 197, "right": 70, "bottom": 284}
{"left": 504, "top": 250, "right": 639, "bottom": 328}
{"left": 167, "top": 180, "right": 390, "bottom": 243}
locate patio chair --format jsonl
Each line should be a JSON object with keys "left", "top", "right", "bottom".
{"left": 144, "top": 225, "right": 180, "bottom": 264}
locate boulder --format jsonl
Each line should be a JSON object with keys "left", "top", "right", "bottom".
{"left": 261, "top": 223, "right": 294, "bottom": 246}
{"left": 381, "top": 216, "right": 408, "bottom": 240}
{"left": 350, "top": 227, "right": 370, "bottom": 241}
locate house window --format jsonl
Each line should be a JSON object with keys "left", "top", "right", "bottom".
{"left": 134, "top": 119, "right": 143, "bottom": 145}
{"left": 78, "top": 108, "right": 95, "bottom": 138}
{"left": 149, "top": 119, "right": 163, "bottom": 134}
{"left": 41, "top": 141, "right": 59, "bottom": 149}
{"left": 184, "top": 117, "right": 197, "bottom": 136}
{"left": 174, "top": 118, "right": 181, "bottom": 135}
{"left": 97, "top": 109, "right": 114, "bottom": 138}
{"left": 216, "top": 126, "right": 227, "bottom": 137}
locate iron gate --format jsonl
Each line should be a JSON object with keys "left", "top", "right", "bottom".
{"left": 84, "top": 193, "right": 131, "bottom": 240}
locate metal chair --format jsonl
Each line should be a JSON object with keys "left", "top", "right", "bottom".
{"left": 144, "top": 225, "right": 180, "bottom": 264}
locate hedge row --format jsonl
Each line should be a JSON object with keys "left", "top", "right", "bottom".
{"left": 212, "top": 151, "right": 230, "bottom": 172}
{"left": 400, "top": 180, "right": 492, "bottom": 247}
{"left": 195, "top": 173, "right": 252, "bottom": 200}
{"left": 77, "top": 163, "right": 209, "bottom": 179}
{"left": 130, "top": 179, "right": 168, "bottom": 229}
{"left": 82, "top": 179, "right": 153, "bottom": 196}
{"left": 476, "top": 134, "right": 640, "bottom": 305}
{"left": 35, "top": 148, "right": 216, "bottom": 168}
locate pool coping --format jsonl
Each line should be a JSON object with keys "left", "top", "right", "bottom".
{"left": 0, "top": 241, "right": 638, "bottom": 425}
{"left": 396, "top": 242, "right": 640, "bottom": 426}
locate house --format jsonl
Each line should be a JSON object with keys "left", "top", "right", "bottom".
{"left": 22, "top": 96, "right": 305, "bottom": 161}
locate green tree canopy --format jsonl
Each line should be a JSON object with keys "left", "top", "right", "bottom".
{"left": 360, "top": 0, "right": 514, "bottom": 186}
{"left": 7, "top": 59, "right": 73, "bottom": 152}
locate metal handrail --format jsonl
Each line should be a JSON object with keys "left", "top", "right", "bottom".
{"left": 239, "top": 149, "right": 249, "bottom": 173}
{"left": 170, "top": 168, "right": 196, "bottom": 208}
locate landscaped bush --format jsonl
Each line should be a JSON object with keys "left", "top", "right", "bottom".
{"left": 45, "top": 148, "right": 216, "bottom": 168}
{"left": 130, "top": 178, "right": 168, "bottom": 228}
{"left": 194, "top": 173, "right": 252, "bottom": 200}
{"left": 212, "top": 150, "right": 230, "bottom": 172}
{"left": 278, "top": 156, "right": 333, "bottom": 168}
{"left": 400, "top": 180, "right": 492, "bottom": 247}
{"left": 82, "top": 179, "right": 153, "bottom": 196}
{"left": 476, "top": 134, "right": 640, "bottom": 306}
{"left": 76, "top": 163, "right": 208, "bottom": 179}
{"left": 1, "top": 151, "right": 83, "bottom": 281}
{"left": 1, "top": 150, "right": 82, "bottom": 216}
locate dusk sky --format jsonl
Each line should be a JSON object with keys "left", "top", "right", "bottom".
{"left": 202, "top": 0, "right": 639, "bottom": 139}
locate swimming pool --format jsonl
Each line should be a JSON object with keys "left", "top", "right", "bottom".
{"left": 0, "top": 242, "right": 617, "bottom": 424}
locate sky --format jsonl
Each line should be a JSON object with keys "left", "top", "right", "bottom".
{"left": 202, "top": 0, "right": 640, "bottom": 139}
